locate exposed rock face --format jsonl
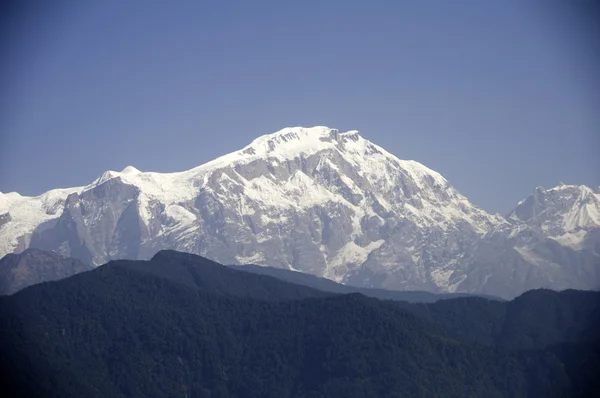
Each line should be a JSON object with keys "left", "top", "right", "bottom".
{"left": 0, "top": 248, "right": 93, "bottom": 295}
{"left": 0, "top": 127, "right": 598, "bottom": 299}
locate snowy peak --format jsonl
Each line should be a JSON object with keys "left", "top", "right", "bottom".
{"left": 179, "top": 126, "right": 453, "bottom": 208}
{"left": 92, "top": 165, "right": 142, "bottom": 185}
{"left": 94, "top": 170, "right": 120, "bottom": 185}
{"left": 245, "top": 126, "right": 365, "bottom": 152}
{"left": 509, "top": 184, "right": 600, "bottom": 235}
{"left": 121, "top": 165, "right": 141, "bottom": 175}
{"left": 231, "top": 126, "right": 450, "bottom": 196}
{"left": 192, "top": 127, "right": 377, "bottom": 172}
{"left": 0, "top": 186, "right": 82, "bottom": 257}
{"left": 243, "top": 126, "right": 343, "bottom": 156}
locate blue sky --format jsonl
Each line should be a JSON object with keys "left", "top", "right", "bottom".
{"left": 1, "top": 0, "right": 598, "bottom": 213}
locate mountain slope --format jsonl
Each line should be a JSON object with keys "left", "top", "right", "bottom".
{"left": 231, "top": 263, "right": 501, "bottom": 302}
{"left": 1, "top": 259, "right": 598, "bottom": 398}
{"left": 0, "top": 248, "right": 92, "bottom": 295}
{"left": 508, "top": 184, "right": 600, "bottom": 240}
{"left": 456, "top": 184, "right": 600, "bottom": 298}
{"left": 1, "top": 126, "right": 598, "bottom": 298}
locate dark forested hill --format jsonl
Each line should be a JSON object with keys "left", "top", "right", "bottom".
{"left": 0, "top": 250, "right": 599, "bottom": 397}
{"left": 402, "top": 288, "right": 600, "bottom": 351}
{"left": 110, "top": 250, "right": 332, "bottom": 301}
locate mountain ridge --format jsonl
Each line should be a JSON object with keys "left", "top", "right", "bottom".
{"left": 1, "top": 126, "right": 598, "bottom": 298}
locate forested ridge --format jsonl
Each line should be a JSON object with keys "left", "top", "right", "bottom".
{"left": 1, "top": 251, "right": 598, "bottom": 397}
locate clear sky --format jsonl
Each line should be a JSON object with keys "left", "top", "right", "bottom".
{"left": 1, "top": 0, "right": 598, "bottom": 214}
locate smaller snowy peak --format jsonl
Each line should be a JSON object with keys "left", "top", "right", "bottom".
{"left": 508, "top": 184, "right": 600, "bottom": 235}
{"left": 1, "top": 192, "right": 28, "bottom": 213}
{"left": 90, "top": 166, "right": 142, "bottom": 187}
{"left": 92, "top": 170, "right": 120, "bottom": 186}
{"left": 0, "top": 185, "right": 83, "bottom": 257}
{"left": 121, "top": 165, "right": 141, "bottom": 175}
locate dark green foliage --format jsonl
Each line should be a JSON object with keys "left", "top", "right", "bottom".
{"left": 497, "top": 289, "right": 600, "bottom": 349}
{"left": 0, "top": 251, "right": 598, "bottom": 397}
{"left": 550, "top": 340, "right": 600, "bottom": 397}
{"left": 402, "top": 289, "right": 600, "bottom": 350}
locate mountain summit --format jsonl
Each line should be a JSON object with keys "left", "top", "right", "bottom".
{"left": 508, "top": 184, "right": 600, "bottom": 246}
{"left": 0, "top": 127, "right": 598, "bottom": 298}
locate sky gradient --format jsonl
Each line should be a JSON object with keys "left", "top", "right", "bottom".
{"left": 1, "top": 0, "right": 599, "bottom": 214}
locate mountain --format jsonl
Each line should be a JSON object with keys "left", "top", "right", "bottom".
{"left": 457, "top": 184, "right": 600, "bottom": 298}
{"left": 509, "top": 184, "right": 600, "bottom": 237}
{"left": 0, "top": 248, "right": 92, "bottom": 295}
{"left": 1, "top": 126, "right": 598, "bottom": 299}
{"left": 1, "top": 251, "right": 599, "bottom": 397}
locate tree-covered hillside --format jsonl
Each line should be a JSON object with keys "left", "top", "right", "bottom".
{"left": 0, "top": 251, "right": 598, "bottom": 397}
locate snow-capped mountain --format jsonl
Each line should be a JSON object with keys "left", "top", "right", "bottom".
{"left": 456, "top": 184, "right": 600, "bottom": 298}
{"left": 508, "top": 184, "right": 600, "bottom": 250}
{"left": 0, "top": 127, "right": 598, "bottom": 298}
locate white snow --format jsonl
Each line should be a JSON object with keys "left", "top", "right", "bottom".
{"left": 284, "top": 171, "right": 341, "bottom": 207}
{"left": 0, "top": 187, "right": 82, "bottom": 255}
{"left": 74, "top": 126, "right": 497, "bottom": 234}
{"left": 514, "top": 246, "right": 546, "bottom": 265}
{"left": 550, "top": 230, "right": 587, "bottom": 251}
{"left": 121, "top": 165, "right": 142, "bottom": 174}
{"left": 507, "top": 185, "right": 599, "bottom": 255}
{"left": 186, "top": 126, "right": 339, "bottom": 173}
{"left": 165, "top": 204, "right": 197, "bottom": 225}
{"left": 560, "top": 187, "right": 600, "bottom": 232}
{"left": 236, "top": 252, "right": 265, "bottom": 264}
{"left": 430, "top": 268, "right": 455, "bottom": 289}
{"left": 324, "top": 240, "right": 384, "bottom": 281}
